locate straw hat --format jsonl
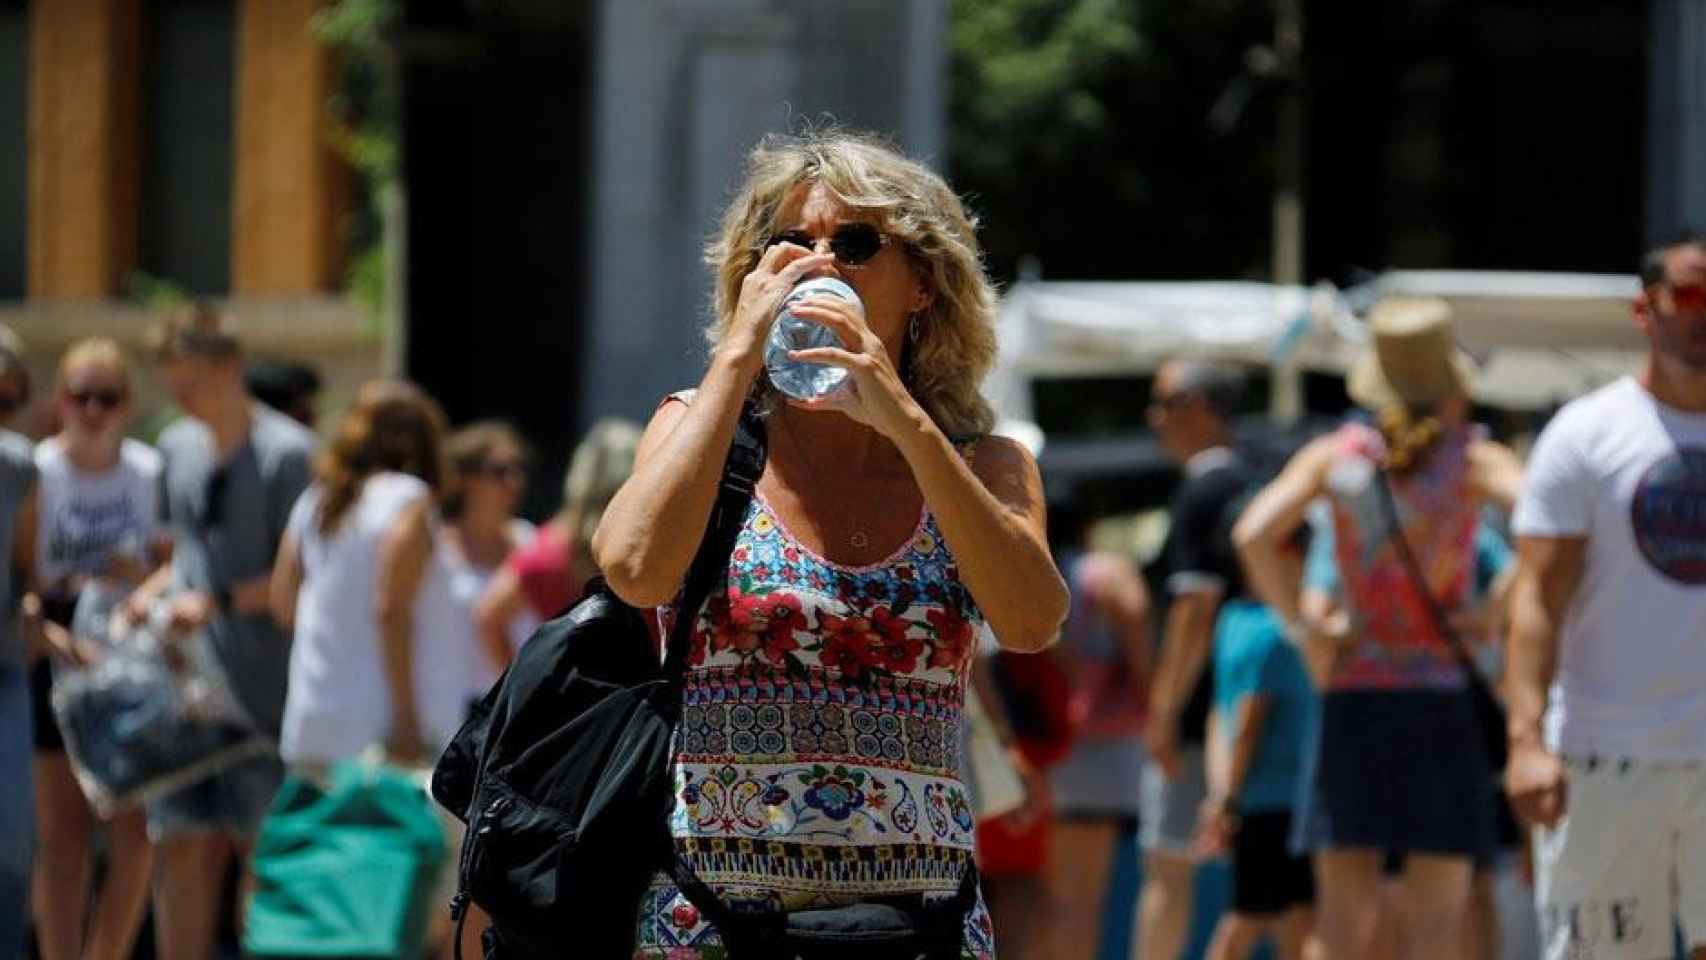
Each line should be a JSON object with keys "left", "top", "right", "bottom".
{"left": 1347, "top": 297, "right": 1476, "bottom": 411}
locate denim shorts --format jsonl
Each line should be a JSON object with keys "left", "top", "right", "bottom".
{"left": 0, "top": 666, "right": 35, "bottom": 957}
{"left": 146, "top": 750, "right": 284, "bottom": 842}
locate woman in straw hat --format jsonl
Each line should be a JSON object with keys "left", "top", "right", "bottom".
{"left": 1230, "top": 298, "right": 1525, "bottom": 959}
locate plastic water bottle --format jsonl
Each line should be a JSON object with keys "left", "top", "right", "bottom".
{"left": 765, "top": 277, "right": 861, "bottom": 401}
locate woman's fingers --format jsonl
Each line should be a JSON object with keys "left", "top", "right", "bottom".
{"left": 785, "top": 300, "right": 874, "bottom": 350}
{"left": 771, "top": 251, "right": 835, "bottom": 287}
{"left": 785, "top": 347, "right": 867, "bottom": 379}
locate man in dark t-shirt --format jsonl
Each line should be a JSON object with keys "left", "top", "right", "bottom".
{"left": 1136, "top": 359, "right": 1256, "bottom": 960}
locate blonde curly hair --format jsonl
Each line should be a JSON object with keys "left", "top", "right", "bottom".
{"left": 704, "top": 129, "right": 998, "bottom": 440}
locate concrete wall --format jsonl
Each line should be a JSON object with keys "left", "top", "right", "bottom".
{"left": 580, "top": 0, "right": 947, "bottom": 430}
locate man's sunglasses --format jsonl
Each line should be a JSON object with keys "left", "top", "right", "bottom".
{"left": 1654, "top": 282, "right": 1706, "bottom": 314}
{"left": 1148, "top": 390, "right": 1197, "bottom": 413}
{"left": 471, "top": 460, "right": 527, "bottom": 484}
{"left": 67, "top": 388, "right": 124, "bottom": 411}
{"left": 764, "top": 223, "right": 890, "bottom": 267}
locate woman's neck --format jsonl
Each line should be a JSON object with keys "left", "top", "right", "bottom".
{"left": 61, "top": 433, "right": 121, "bottom": 472}
{"left": 454, "top": 510, "right": 515, "bottom": 567}
{"left": 774, "top": 405, "right": 902, "bottom": 476}
{"left": 458, "top": 508, "right": 510, "bottom": 543}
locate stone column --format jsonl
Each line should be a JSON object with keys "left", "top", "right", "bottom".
{"left": 26, "top": 0, "right": 141, "bottom": 298}
{"left": 232, "top": 0, "right": 346, "bottom": 294}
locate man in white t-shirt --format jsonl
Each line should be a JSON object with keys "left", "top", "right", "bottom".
{"left": 1508, "top": 235, "right": 1706, "bottom": 960}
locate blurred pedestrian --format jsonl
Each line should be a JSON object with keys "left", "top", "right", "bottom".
{"left": 1040, "top": 499, "right": 1151, "bottom": 960}
{"left": 1138, "top": 360, "right": 1257, "bottom": 960}
{"left": 244, "top": 359, "right": 322, "bottom": 430}
{"left": 439, "top": 421, "right": 536, "bottom": 697}
{"left": 973, "top": 634, "right": 1072, "bottom": 960}
{"left": 28, "top": 339, "right": 163, "bottom": 960}
{"left": 1198, "top": 521, "right": 1316, "bottom": 960}
{"left": 1233, "top": 298, "right": 1523, "bottom": 960}
{"left": 268, "top": 380, "right": 461, "bottom": 767}
{"left": 135, "top": 305, "right": 315, "bottom": 960}
{"left": 0, "top": 329, "right": 38, "bottom": 960}
{"left": 592, "top": 129, "right": 1069, "bottom": 958}
{"left": 1305, "top": 517, "right": 1527, "bottom": 960}
{"left": 472, "top": 418, "right": 640, "bottom": 667}
{"left": 1507, "top": 234, "right": 1706, "bottom": 960}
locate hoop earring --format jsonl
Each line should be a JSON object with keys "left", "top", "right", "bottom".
{"left": 908, "top": 313, "right": 923, "bottom": 344}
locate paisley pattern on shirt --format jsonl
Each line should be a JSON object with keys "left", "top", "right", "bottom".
{"left": 634, "top": 491, "right": 994, "bottom": 959}
{"left": 1325, "top": 421, "right": 1480, "bottom": 691}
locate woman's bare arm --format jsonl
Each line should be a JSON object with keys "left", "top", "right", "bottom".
{"left": 376, "top": 498, "right": 434, "bottom": 757}
{"left": 903, "top": 432, "right": 1068, "bottom": 652}
{"left": 268, "top": 530, "right": 302, "bottom": 631}
{"left": 1232, "top": 436, "right": 1335, "bottom": 625}
{"left": 593, "top": 245, "right": 833, "bottom": 607}
{"left": 1093, "top": 552, "right": 1154, "bottom": 687}
{"left": 472, "top": 567, "right": 529, "bottom": 673}
{"left": 1470, "top": 438, "right": 1525, "bottom": 513}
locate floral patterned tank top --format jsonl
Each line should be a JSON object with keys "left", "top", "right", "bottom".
{"left": 1325, "top": 420, "right": 1482, "bottom": 691}
{"left": 662, "top": 479, "right": 984, "bottom": 911}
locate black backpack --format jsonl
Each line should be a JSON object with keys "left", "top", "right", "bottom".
{"left": 432, "top": 409, "right": 766, "bottom": 959}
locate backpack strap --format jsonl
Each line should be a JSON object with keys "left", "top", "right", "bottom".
{"left": 661, "top": 404, "right": 767, "bottom": 687}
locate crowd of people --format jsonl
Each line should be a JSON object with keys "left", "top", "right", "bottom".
{"left": 0, "top": 123, "right": 1701, "bottom": 960}
{"left": 975, "top": 232, "right": 1706, "bottom": 960}
{"left": 0, "top": 308, "right": 642, "bottom": 960}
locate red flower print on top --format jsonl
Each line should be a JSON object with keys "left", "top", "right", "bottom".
{"left": 725, "top": 590, "right": 807, "bottom": 666}
{"left": 926, "top": 607, "right": 974, "bottom": 670}
{"left": 818, "top": 612, "right": 883, "bottom": 678}
{"left": 869, "top": 607, "right": 924, "bottom": 673}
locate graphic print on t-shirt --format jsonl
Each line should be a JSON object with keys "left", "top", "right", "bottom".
{"left": 1630, "top": 446, "right": 1706, "bottom": 585}
{"left": 46, "top": 492, "right": 147, "bottom": 575}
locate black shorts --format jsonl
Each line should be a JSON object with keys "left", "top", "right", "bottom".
{"left": 31, "top": 593, "right": 80, "bottom": 753}
{"left": 1296, "top": 690, "right": 1494, "bottom": 860}
{"left": 1231, "top": 811, "right": 1315, "bottom": 915}
{"left": 32, "top": 658, "right": 63, "bottom": 752}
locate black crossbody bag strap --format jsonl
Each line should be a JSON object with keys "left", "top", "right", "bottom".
{"left": 1372, "top": 467, "right": 1509, "bottom": 770}
{"left": 662, "top": 405, "right": 768, "bottom": 687}
{"left": 1371, "top": 468, "right": 1475, "bottom": 669}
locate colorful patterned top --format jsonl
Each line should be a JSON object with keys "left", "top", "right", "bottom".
{"left": 633, "top": 440, "right": 995, "bottom": 958}
{"left": 1323, "top": 420, "right": 1482, "bottom": 691}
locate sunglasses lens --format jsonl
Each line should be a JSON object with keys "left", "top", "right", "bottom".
{"left": 766, "top": 231, "right": 812, "bottom": 250}
{"left": 70, "top": 391, "right": 121, "bottom": 410}
{"left": 1673, "top": 285, "right": 1706, "bottom": 313}
{"left": 832, "top": 225, "right": 884, "bottom": 265}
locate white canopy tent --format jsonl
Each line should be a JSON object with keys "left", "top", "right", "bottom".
{"left": 987, "top": 271, "right": 1644, "bottom": 435}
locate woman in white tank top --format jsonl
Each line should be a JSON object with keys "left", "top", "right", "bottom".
{"left": 268, "top": 381, "right": 461, "bottom": 767}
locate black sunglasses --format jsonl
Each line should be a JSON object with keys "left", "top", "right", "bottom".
{"left": 1148, "top": 390, "right": 1198, "bottom": 412}
{"left": 472, "top": 459, "right": 527, "bottom": 484}
{"left": 764, "top": 223, "right": 890, "bottom": 267}
{"left": 67, "top": 388, "right": 124, "bottom": 412}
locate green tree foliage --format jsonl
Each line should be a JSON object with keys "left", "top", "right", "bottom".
{"left": 949, "top": 0, "right": 1278, "bottom": 283}
{"left": 314, "top": 0, "right": 399, "bottom": 321}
